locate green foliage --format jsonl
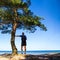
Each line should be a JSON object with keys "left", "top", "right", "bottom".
{"left": 0, "top": 0, "right": 22, "bottom": 4}
{"left": 0, "top": 0, "right": 47, "bottom": 33}
{"left": 11, "top": 0, "right": 21, "bottom": 4}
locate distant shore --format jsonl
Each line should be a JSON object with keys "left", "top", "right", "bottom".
{"left": 0, "top": 53, "right": 60, "bottom": 60}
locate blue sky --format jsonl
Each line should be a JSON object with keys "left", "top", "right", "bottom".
{"left": 0, "top": 0, "right": 60, "bottom": 51}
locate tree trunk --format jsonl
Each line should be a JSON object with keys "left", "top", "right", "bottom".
{"left": 11, "top": 22, "right": 17, "bottom": 55}
{"left": 11, "top": 8, "right": 18, "bottom": 55}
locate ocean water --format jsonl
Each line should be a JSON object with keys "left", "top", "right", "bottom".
{"left": 0, "top": 50, "right": 60, "bottom": 55}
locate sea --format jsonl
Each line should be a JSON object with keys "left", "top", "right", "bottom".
{"left": 0, "top": 50, "right": 60, "bottom": 55}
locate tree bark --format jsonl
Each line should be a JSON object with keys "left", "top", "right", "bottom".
{"left": 10, "top": 8, "right": 18, "bottom": 55}
{"left": 11, "top": 22, "right": 17, "bottom": 55}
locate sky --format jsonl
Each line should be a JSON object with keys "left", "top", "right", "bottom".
{"left": 0, "top": 0, "right": 60, "bottom": 51}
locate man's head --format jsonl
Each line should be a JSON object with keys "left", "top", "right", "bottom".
{"left": 22, "top": 32, "right": 24, "bottom": 35}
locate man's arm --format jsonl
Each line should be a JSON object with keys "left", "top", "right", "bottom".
{"left": 15, "top": 35, "right": 21, "bottom": 37}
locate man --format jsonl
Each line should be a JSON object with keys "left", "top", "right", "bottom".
{"left": 16, "top": 32, "right": 27, "bottom": 54}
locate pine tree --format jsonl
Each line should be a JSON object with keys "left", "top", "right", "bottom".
{"left": 0, "top": 0, "right": 47, "bottom": 55}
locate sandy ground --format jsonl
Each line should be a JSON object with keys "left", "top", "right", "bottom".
{"left": 0, "top": 53, "right": 60, "bottom": 60}
{"left": 0, "top": 54, "right": 26, "bottom": 60}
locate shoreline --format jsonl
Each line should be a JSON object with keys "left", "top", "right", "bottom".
{"left": 0, "top": 50, "right": 60, "bottom": 55}
{"left": 0, "top": 53, "right": 60, "bottom": 60}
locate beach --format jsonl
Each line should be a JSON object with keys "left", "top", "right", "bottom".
{"left": 0, "top": 53, "right": 60, "bottom": 60}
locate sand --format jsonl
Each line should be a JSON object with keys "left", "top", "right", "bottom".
{"left": 0, "top": 53, "right": 60, "bottom": 60}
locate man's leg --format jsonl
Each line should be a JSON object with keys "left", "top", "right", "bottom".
{"left": 21, "top": 46, "right": 23, "bottom": 54}
{"left": 24, "top": 46, "right": 26, "bottom": 54}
